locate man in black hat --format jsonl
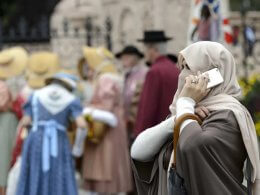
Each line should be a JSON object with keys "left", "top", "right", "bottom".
{"left": 116, "top": 45, "right": 148, "bottom": 141}
{"left": 134, "top": 30, "right": 179, "bottom": 136}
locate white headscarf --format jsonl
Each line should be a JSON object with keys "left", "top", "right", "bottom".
{"left": 169, "top": 42, "right": 259, "bottom": 187}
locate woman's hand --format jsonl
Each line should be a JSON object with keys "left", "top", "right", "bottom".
{"left": 20, "top": 116, "right": 32, "bottom": 128}
{"left": 179, "top": 73, "right": 209, "bottom": 103}
{"left": 76, "top": 116, "right": 88, "bottom": 129}
{"left": 195, "top": 106, "right": 210, "bottom": 120}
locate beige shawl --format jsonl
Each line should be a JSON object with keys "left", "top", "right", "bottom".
{"left": 169, "top": 41, "right": 260, "bottom": 193}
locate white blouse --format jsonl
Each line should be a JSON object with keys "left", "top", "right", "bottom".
{"left": 131, "top": 97, "right": 197, "bottom": 162}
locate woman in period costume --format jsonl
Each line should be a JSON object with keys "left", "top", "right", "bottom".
{"left": 0, "top": 82, "right": 19, "bottom": 195}
{"left": 16, "top": 72, "right": 87, "bottom": 195}
{"left": 77, "top": 46, "right": 117, "bottom": 103}
{"left": 0, "top": 47, "right": 28, "bottom": 195}
{"left": 78, "top": 47, "right": 133, "bottom": 194}
{"left": 131, "top": 41, "right": 259, "bottom": 195}
{"left": 6, "top": 52, "right": 61, "bottom": 195}
{"left": 10, "top": 51, "right": 61, "bottom": 166}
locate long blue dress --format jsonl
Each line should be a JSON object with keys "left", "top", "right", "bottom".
{"left": 16, "top": 94, "right": 82, "bottom": 195}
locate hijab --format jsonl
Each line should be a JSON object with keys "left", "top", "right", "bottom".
{"left": 169, "top": 41, "right": 259, "bottom": 185}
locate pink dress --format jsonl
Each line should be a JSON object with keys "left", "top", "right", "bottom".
{"left": 82, "top": 74, "right": 133, "bottom": 193}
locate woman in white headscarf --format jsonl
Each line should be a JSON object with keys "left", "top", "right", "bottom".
{"left": 131, "top": 41, "right": 259, "bottom": 195}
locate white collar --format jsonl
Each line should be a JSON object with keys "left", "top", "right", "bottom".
{"left": 36, "top": 84, "right": 75, "bottom": 115}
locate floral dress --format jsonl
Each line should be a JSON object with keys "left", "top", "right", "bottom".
{"left": 16, "top": 92, "right": 82, "bottom": 195}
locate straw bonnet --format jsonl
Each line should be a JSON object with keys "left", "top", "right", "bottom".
{"left": 27, "top": 52, "right": 60, "bottom": 89}
{"left": 0, "top": 47, "right": 28, "bottom": 79}
{"left": 80, "top": 46, "right": 117, "bottom": 78}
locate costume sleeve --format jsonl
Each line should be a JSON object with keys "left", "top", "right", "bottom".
{"left": 70, "top": 98, "right": 83, "bottom": 120}
{"left": 134, "top": 70, "right": 161, "bottom": 136}
{"left": 83, "top": 107, "right": 118, "bottom": 127}
{"left": 23, "top": 95, "right": 33, "bottom": 118}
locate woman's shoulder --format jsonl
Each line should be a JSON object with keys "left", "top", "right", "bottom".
{"left": 203, "top": 109, "right": 239, "bottom": 130}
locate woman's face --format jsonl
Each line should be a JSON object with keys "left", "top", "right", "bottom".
{"left": 86, "top": 66, "right": 95, "bottom": 81}
{"left": 80, "top": 59, "right": 95, "bottom": 81}
{"left": 177, "top": 57, "right": 196, "bottom": 91}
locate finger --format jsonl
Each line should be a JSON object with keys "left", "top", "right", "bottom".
{"left": 198, "top": 73, "right": 209, "bottom": 91}
{"left": 205, "top": 89, "right": 211, "bottom": 94}
{"left": 189, "top": 75, "right": 197, "bottom": 85}
{"left": 201, "top": 75, "right": 209, "bottom": 90}
{"left": 197, "top": 75, "right": 205, "bottom": 89}
{"left": 184, "top": 76, "right": 193, "bottom": 89}
{"left": 200, "top": 106, "right": 210, "bottom": 116}
{"left": 203, "top": 73, "right": 209, "bottom": 82}
{"left": 185, "top": 76, "right": 192, "bottom": 84}
{"left": 196, "top": 109, "right": 206, "bottom": 119}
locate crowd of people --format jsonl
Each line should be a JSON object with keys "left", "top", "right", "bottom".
{"left": 0, "top": 29, "right": 259, "bottom": 195}
{"left": 0, "top": 30, "right": 178, "bottom": 195}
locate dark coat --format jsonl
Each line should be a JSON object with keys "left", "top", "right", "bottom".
{"left": 134, "top": 56, "right": 179, "bottom": 136}
{"left": 132, "top": 110, "right": 247, "bottom": 195}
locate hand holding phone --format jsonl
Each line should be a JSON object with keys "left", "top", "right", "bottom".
{"left": 178, "top": 68, "right": 224, "bottom": 103}
{"left": 202, "top": 68, "right": 224, "bottom": 89}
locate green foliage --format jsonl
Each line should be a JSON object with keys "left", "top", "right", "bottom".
{"left": 239, "top": 74, "right": 260, "bottom": 136}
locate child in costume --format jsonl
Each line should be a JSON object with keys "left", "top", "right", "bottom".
{"left": 16, "top": 73, "right": 87, "bottom": 195}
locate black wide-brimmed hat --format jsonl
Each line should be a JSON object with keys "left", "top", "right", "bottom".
{"left": 115, "top": 45, "right": 144, "bottom": 58}
{"left": 137, "top": 30, "right": 173, "bottom": 43}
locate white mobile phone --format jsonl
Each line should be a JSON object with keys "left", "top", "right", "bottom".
{"left": 202, "top": 68, "right": 224, "bottom": 89}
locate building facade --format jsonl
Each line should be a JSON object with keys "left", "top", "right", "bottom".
{"left": 1, "top": 0, "right": 259, "bottom": 73}
{"left": 50, "top": 0, "right": 192, "bottom": 68}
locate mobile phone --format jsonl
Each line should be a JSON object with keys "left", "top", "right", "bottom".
{"left": 202, "top": 68, "right": 224, "bottom": 89}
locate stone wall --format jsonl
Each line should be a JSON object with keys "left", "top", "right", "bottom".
{"left": 50, "top": 0, "right": 192, "bottom": 68}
